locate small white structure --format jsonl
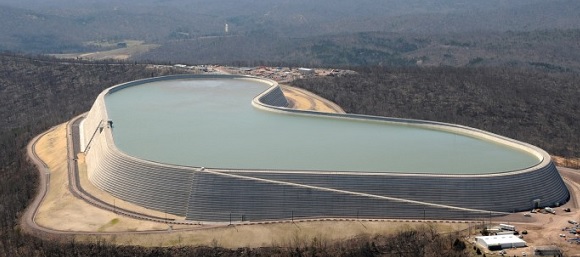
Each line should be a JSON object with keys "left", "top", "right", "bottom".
{"left": 298, "top": 67, "right": 314, "bottom": 75}
{"left": 476, "top": 235, "right": 526, "bottom": 250}
{"left": 499, "top": 223, "right": 516, "bottom": 231}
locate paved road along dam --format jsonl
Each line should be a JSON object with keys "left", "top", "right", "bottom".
{"left": 80, "top": 74, "right": 569, "bottom": 222}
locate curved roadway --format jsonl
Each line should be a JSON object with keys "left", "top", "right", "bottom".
{"left": 23, "top": 117, "right": 484, "bottom": 238}
{"left": 24, "top": 120, "right": 580, "bottom": 239}
{"left": 21, "top": 87, "right": 579, "bottom": 239}
{"left": 22, "top": 115, "right": 218, "bottom": 238}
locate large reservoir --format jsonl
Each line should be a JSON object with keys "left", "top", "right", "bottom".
{"left": 104, "top": 77, "right": 539, "bottom": 174}
{"left": 83, "top": 75, "right": 568, "bottom": 220}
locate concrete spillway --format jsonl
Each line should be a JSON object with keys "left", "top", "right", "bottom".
{"left": 81, "top": 74, "right": 569, "bottom": 222}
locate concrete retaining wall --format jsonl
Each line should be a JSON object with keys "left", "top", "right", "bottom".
{"left": 82, "top": 74, "right": 569, "bottom": 222}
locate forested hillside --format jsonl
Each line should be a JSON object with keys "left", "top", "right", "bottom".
{"left": 0, "top": 54, "right": 177, "bottom": 256}
{"left": 292, "top": 67, "right": 580, "bottom": 160}
{"left": 133, "top": 29, "right": 580, "bottom": 72}
{"left": 2, "top": 0, "right": 580, "bottom": 58}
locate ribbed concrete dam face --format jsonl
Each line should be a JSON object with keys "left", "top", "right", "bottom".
{"left": 81, "top": 74, "right": 569, "bottom": 222}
